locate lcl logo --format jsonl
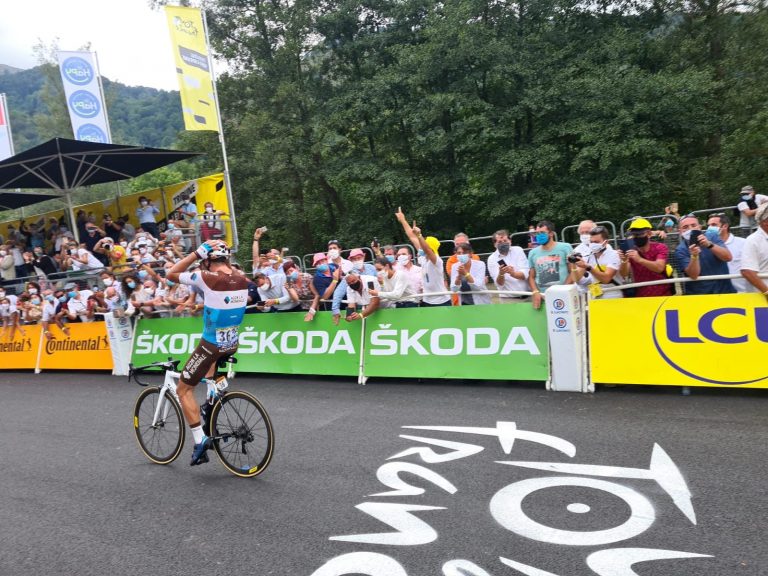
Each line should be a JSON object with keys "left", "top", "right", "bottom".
{"left": 652, "top": 301, "right": 768, "bottom": 385}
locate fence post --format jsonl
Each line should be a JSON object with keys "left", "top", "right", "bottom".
{"left": 544, "top": 284, "right": 590, "bottom": 392}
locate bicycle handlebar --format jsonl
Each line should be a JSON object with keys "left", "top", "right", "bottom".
{"left": 128, "top": 357, "right": 180, "bottom": 386}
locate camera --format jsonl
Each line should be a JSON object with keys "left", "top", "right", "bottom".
{"left": 688, "top": 229, "right": 703, "bottom": 247}
{"left": 567, "top": 253, "right": 582, "bottom": 264}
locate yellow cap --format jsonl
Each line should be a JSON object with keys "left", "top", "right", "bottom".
{"left": 628, "top": 218, "right": 652, "bottom": 230}
{"left": 425, "top": 236, "right": 440, "bottom": 254}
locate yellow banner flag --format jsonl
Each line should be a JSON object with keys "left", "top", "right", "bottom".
{"left": 165, "top": 6, "right": 220, "bottom": 131}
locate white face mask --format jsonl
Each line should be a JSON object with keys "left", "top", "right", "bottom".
{"left": 140, "top": 200, "right": 148, "bottom": 206}
{"left": 144, "top": 288, "right": 155, "bottom": 296}
{"left": 28, "top": 288, "right": 38, "bottom": 294}
{"left": 589, "top": 242, "right": 605, "bottom": 254}
{"left": 103, "top": 278, "right": 114, "bottom": 287}
{"left": 328, "top": 249, "right": 340, "bottom": 259}
{"left": 120, "top": 241, "right": 128, "bottom": 247}
{"left": 352, "top": 260, "right": 364, "bottom": 271}
{"left": 0, "top": 251, "right": 6, "bottom": 257}
{"left": 579, "top": 234, "right": 592, "bottom": 245}
{"left": 205, "top": 206, "right": 214, "bottom": 213}
{"left": 397, "top": 255, "right": 409, "bottom": 266}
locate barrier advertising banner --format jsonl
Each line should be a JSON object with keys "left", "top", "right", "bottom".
{"left": 38, "top": 321, "right": 113, "bottom": 370}
{"left": 363, "top": 305, "right": 548, "bottom": 380}
{"left": 165, "top": 6, "right": 219, "bottom": 131}
{"left": 57, "top": 51, "right": 111, "bottom": 143}
{"left": 131, "top": 305, "right": 549, "bottom": 381}
{"left": 590, "top": 294, "right": 768, "bottom": 388}
{"left": 0, "top": 325, "right": 41, "bottom": 369}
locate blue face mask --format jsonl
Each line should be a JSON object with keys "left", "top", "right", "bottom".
{"left": 45, "top": 295, "right": 55, "bottom": 303}
{"left": 126, "top": 280, "right": 136, "bottom": 289}
{"left": 67, "top": 291, "right": 77, "bottom": 299}
{"left": 167, "top": 223, "right": 175, "bottom": 230}
{"left": 457, "top": 254, "right": 470, "bottom": 264}
{"left": 316, "top": 264, "right": 329, "bottom": 273}
{"left": 288, "top": 271, "right": 299, "bottom": 281}
{"left": 138, "top": 270, "right": 148, "bottom": 280}
{"left": 742, "top": 194, "right": 753, "bottom": 201}
{"left": 386, "top": 255, "right": 395, "bottom": 263}
{"left": 165, "top": 280, "right": 175, "bottom": 287}
{"left": 535, "top": 232, "right": 550, "bottom": 245}
{"left": 665, "top": 219, "right": 675, "bottom": 228}
{"left": 417, "top": 249, "right": 425, "bottom": 258}
{"left": 58, "top": 296, "right": 67, "bottom": 303}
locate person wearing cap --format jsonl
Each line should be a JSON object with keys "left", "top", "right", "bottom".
{"left": 618, "top": 218, "right": 673, "bottom": 297}
{"left": 327, "top": 239, "right": 353, "bottom": 273}
{"left": 487, "top": 228, "right": 530, "bottom": 302}
{"left": 527, "top": 220, "right": 573, "bottom": 309}
{"left": 736, "top": 186, "right": 768, "bottom": 229}
{"left": 304, "top": 252, "right": 337, "bottom": 321}
{"left": 740, "top": 203, "right": 768, "bottom": 297}
{"left": 395, "top": 208, "right": 451, "bottom": 306}
{"left": 675, "top": 214, "right": 734, "bottom": 295}
{"left": 135, "top": 196, "right": 161, "bottom": 239}
{"left": 326, "top": 248, "right": 379, "bottom": 324}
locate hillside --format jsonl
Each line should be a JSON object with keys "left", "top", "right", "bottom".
{"left": 0, "top": 64, "right": 184, "bottom": 151}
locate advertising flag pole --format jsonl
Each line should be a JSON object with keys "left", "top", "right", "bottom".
{"left": 92, "top": 51, "right": 123, "bottom": 202}
{"left": 201, "top": 9, "right": 239, "bottom": 253}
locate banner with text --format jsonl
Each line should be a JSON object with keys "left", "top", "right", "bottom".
{"left": 0, "top": 325, "right": 41, "bottom": 369}
{"left": 590, "top": 294, "right": 768, "bottom": 388}
{"left": 131, "top": 305, "right": 549, "bottom": 381}
{"left": 0, "top": 93, "right": 14, "bottom": 161}
{"left": 166, "top": 6, "right": 219, "bottom": 131}
{"left": 38, "top": 321, "right": 113, "bottom": 370}
{"left": 57, "top": 51, "right": 111, "bottom": 143}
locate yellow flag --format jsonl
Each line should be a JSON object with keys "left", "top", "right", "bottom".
{"left": 165, "top": 6, "right": 220, "bottom": 131}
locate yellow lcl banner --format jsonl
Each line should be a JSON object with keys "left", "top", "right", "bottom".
{"left": 165, "top": 6, "right": 219, "bottom": 131}
{"left": 590, "top": 294, "right": 768, "bottom": 388}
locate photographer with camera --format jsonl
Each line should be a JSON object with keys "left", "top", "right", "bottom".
{"left": 674, "top": 215, "right": 734, "bottom": 295}
{"left": 568, "top": 226, "right": 624, "bottom": 299}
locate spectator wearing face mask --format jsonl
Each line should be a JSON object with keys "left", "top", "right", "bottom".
{"left": 487, "top": 228, "right": 530, "bottom": 302}
{"left": 0, "top": 296, "right": 24, "bottom": 339}
{"left": 283, "top": 261, "right": 314, "bottom": 311}
{"left": 199, "top": 201, "right": 226, "bottom": 241}
{"left": 327, "top": 248, "right": 378, "bottom": 324}
{"left": 64, "top": 282, "right": 95, "bottom": 323}
{"left": 305, "top": 252, "right": 337, "bottom": 320}
{"left": 327, "top": 240, "right": 353, "bottom": 273}
{"left": 674, "top": 215, "right": 734, "bottom": 295}
{"left": 99, "top": 271, "right": 122, "bottom": 297}
{"left": 343, "top": 270, "right": 381, "bottom": 321}
{"left": 568, "top": 226, "right": 624, "bottom": 299}
{"left": 707, "top": 213, "right": 747, "bottom": 293}
{"left": 31, "top": 247, "right": 58, "bottom": 277}
{"left": 20, "top": 292, "right": 43, "bottom": 324}
{"left": 395, "top": 210, "right": 451, "bottom": 307}
{"left": 135, "top": 196, "right": 160, "bottom": 239}
{"left": 41, "top": 289, "right": 70, "bottom": 339}
{"left": 618, "top": 218, "right": 673, "bottom": 298}
{"left": 368, "top": 256, "right": 416, "bottom": 307}
{"left": 82, "top": 222, "right": 106, "bottom": 254}
{"left": 61, "top": 241, "right": 103, "bottom": 272}
{"left": 394, "top": 247, "right": 422, "bottom": 295}
{"left": 449, "top": 243, "right": 491, "bottom": 305}
{"left": 0, "top": 244, "right": 15, "bottom": 284}
{"left": 736, "top": 186, "right": 768, "bottom": 229}
{"left": 527, "top": 221, "right": 573, "bottom": 309}
{"left": 253, "top": 272, "right": 296, "bottom": 312}
{"left": 131, "top": 279, "right": 161, "bottom": 317}
{"left": 446, "top": 232, "right": 480, "bottom": 305}
{"left": 102, "top": 213, "right": 123, "bottom": 243}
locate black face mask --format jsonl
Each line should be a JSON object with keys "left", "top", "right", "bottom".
{"left": 348, "top": 282, "right": 361, "bottom": 291}
{"left": 497, "top": 242, "right": 511, "bottom": 255}
{"left": 633, "top": 235, "right": 649, "bottom": 248}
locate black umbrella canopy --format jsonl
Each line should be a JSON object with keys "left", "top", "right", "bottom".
{"left": 0, "top": 137, "right": 203, "bottom": 191}
{"left": 0, "top": 191, "right": 63, "bottom": 210}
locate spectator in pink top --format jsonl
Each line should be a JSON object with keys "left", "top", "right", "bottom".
{"left": 618, "top": 218, "right": 673, "bottom": 297}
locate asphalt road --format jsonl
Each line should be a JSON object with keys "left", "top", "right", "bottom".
{"left": 0, "top": 372, "right": 765, "bottom": 576}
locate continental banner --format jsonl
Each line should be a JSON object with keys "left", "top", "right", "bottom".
{"left": 131, "top": 305, "right": 549, "bottom": 381}
{"left": 0, "top": 325, "right": 41, "bottom": 369}
{"left": 590, "top": 294, "right": 768, "bottom": 388}
{"left": 39, "top": 321, "right": 113, "bottom": 371}
{"left": 165, "top": 6, "right": 219, "bottom": 131}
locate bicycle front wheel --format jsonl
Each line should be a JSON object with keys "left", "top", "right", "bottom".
{"left": 210, "top": 390, "right": 274, "bottom": 477}
{"left": 133, "top": 386, "right": 185, "bottom": 465}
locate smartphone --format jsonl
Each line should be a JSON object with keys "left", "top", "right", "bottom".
{"left": 257, "top": 226, "right": 268, "bottom": 234}
{"left": 619, "top": 238, "right": 635, "bottom": 252}
{"left": 367, "top": 281, "right": 375, "bottom": 290}
{"left": 372, "top": 237, "right": 380, "bottom": 248}
{"left": 670, "top": 202, "right": 678, "bottom": 213}
{"left": 688, "top": 229, "right": 703, "bottom": 246}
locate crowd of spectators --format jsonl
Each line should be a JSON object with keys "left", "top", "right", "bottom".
{"left": 1, "top": 184, "right": 767, "bottom": 336}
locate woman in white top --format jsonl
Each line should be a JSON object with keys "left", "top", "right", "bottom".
{"left": 449, "top": 243, "right": 491, "bottom": 305}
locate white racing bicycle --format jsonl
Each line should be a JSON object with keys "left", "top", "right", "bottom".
{"left": 129, "top": 356, "right": 274, "bottom": 478}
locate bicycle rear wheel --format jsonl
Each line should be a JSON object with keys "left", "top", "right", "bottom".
{"left": 133, "top": 386, "right": 185, "bottom": 465}
{"left": 210, "top": 390, "right": 274, "bottom": 477}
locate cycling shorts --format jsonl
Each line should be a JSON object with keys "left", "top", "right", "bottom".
{"left": 180, "top": 338, "right": 236, "bottom": 387}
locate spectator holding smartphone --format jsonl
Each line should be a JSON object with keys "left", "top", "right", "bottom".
{"left": 618, "top": 218, "right": 672, "bottom": 297}
{"left": 343, "top": 271, "right": 381, "bottom": 321}
{"left": 674, "top": 215, "right": 734, "bottom": 295}
{"left": 487, "top": 228, "right": 530, "bottom": 302}
{"left": 740, "top": 203, "right": 768, "bottom": 297}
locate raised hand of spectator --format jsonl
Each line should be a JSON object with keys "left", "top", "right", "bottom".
{"left": 395, "top": 206, "right": 406, "bottom": 223}
{"left": 412, "top": 222, "right": 421, "bottom": 236}
{"left": 689, "top": 244, "right": 702, "bottom": 257}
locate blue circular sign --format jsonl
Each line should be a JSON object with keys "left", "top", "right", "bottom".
{"left": 76, "top": 124, "right": 108, "bottom": 143}
{"left": 62, "top": 57, "right": 94, "bottom": 86}
{"left": 69, "top": 90, "right": 100, "bottom": 119}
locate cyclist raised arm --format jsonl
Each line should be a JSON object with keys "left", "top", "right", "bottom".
{"left": 166, "top": 240, "right": 250, "bottom": 466}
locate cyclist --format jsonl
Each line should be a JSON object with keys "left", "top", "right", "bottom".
{"left": 166, "top": 239, "right": 249, "bottom": 465}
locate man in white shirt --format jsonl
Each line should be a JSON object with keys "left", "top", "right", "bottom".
{"left": 135, "top": 196, "right": 161, "bottom": 238}
{"left": 740, "top": 203, "right": 768, "bottom": 297}
{"left": 487, "top": 229, "right": 530, "bottom": 302}
{"left": 569, "top": 225, "right": 624, "bottom": 299}
{"left": 41, "top": 289, "right": 70, "bottom": 339}
{"left": 343, "top": 271, "right": 380, "bottom": 321}
{"left": 63, "top": 242, "right": 103, "bottom": 271}
{"left": 253, "top": 272, "right": 297, "bottom": 311}
{"left": 709, "top": 213, "right": 747, "bottom": 292}
{"left": 736, "top": 185, "right": 768, "bottom": 229}
{"left": 370, "top": 257, "right": 419, "bottom": 308}
{"left": 327, "top": 239, "right": 353, "bottom": 273}
{"left": 65, "top": 283, "right": 95, "bottom": 323}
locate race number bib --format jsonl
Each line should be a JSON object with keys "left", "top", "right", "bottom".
{"left": 216, "top": 326, "right": 239, "bottom": 349}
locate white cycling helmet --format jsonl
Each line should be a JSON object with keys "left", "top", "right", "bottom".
{"left": 207, "top": 240, "right": 231, "bottom": 261}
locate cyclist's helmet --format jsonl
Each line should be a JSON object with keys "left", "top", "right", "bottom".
{"left": 207, "top": 240, "right": 231, "bottom": 262}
